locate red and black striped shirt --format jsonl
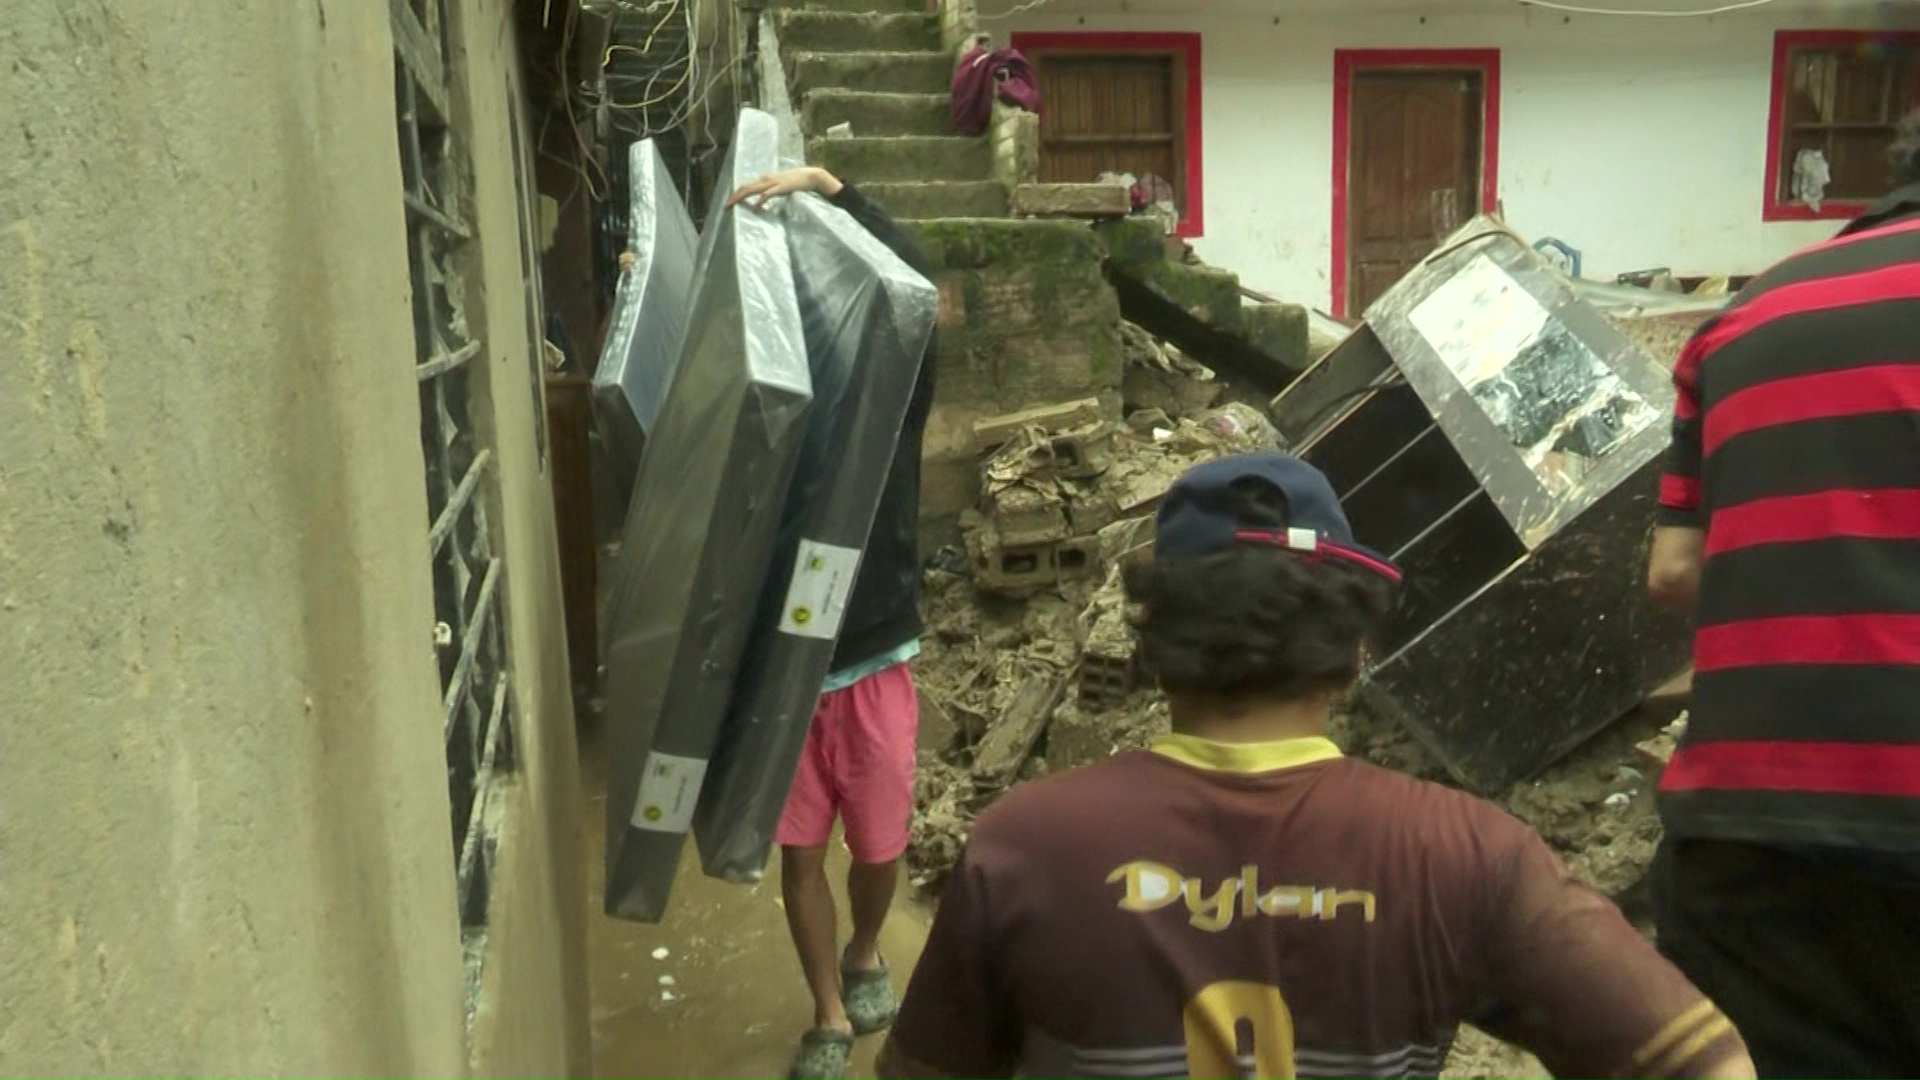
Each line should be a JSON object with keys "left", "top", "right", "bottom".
{"left": 1657, "top": 184, "right": 1920, "bottom": 852}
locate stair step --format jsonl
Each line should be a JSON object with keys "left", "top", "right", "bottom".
{"left": 860, "top": 181, "right": 1008, "bottom": 220}
{"left": 788, "top": 50, "right": 952, "bottom": 96}
{"left": 810, "top": 135, "right": 990, "bottom": 184}
{"left": 804, "top": 91, "right": 953, "bottom": 138}
{"left": 776, "top": 10, "right": 940, "bottom": 52}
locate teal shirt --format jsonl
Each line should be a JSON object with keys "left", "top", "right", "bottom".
{"left": 822, "top": 640, "right": 920, "bottom": 694}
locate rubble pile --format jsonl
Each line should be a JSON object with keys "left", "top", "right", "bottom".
{"left": 907, "top": 323, "right": 1269, "bottom": 885}
{"left": 906, "top": 319, "right": 1690, "bottom": 920}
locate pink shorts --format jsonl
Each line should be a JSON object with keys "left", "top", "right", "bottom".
{"left": 774, "top": 663, "right": 919, "bottom": 864}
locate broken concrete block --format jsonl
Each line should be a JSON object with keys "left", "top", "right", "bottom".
{"left": 918, "top": 688, "right": 962, "bottom": 756}
{"left": 1079, "top": 650, "right": 1139, "bottom": 710}
{"left": 1054, "top": 535, "right": 1100, "bottom": 581}
{"left": 1044, "top": 421, "right": 1115, "bottom": 480}
{"left": 1068, "top": 492, "right": 1118, "bottom": 537}
{"left": 968, "top": 529, "right": 1099, "bottom": 596}
{"left": 1012, "top": 182, "right": 1131, "bottom": 220}
{"left": 972, "top": 397, "right": 1104, "bottom": 451}
{"left": 1123, "top": 363, "right": 1222, "bottom": 418}
{"left": 972, "top": 671, "right": 1069, "bottom": 788}
{"left": 984, "top": 483, "right": 1071, "bottom": 547}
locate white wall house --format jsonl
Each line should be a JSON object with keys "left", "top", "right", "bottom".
{"left": 988, "top": 0, "right": 1918, "bottom": 316}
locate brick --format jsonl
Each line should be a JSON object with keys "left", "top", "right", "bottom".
{"left": 1012, "top": 182, "right": 1131, "bottom": 219}
{"left": 1078, "top": 648, "right": 1139, "bottom": 710}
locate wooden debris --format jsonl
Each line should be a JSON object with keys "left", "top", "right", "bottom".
{"left": 971, "top": 671, "right": 1070, "bottom": 788}
{"left": 972, "top": 398, "right": 1104, "bottom": 452}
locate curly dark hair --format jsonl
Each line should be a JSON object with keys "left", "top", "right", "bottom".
{"left": 1893, "top": 108, "right": 1920, "bottom": 188}
{"left": 1123, "top": 479, "right": 1399, "bottom": 704}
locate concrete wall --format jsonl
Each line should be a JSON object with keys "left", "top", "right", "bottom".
{"left": 1001, "top": 4, "right": 1910, "bottom": 310}
{"left": 0, "top": 1, "right": 586, "bottom": 1075}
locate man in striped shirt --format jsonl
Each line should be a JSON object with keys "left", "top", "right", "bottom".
{"left": 1646, "top": 110, "right": 1920, "bottom": 1077}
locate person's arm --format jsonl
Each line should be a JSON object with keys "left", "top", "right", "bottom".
{"left": 1649, "top": 327, "right": 1712, "bottom": 610}
{"left": 875, "top": 852, "right": 1019, "bottom": 1080}
{"left": 725, "top": 166, "right": 936, "bottom": 279}
{"left": 1471, "top": 828, "right": 1753, "bottom": 1079}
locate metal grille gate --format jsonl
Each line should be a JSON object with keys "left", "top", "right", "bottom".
{"left": 390, "top": 0, "right": 519, "bottom": 972}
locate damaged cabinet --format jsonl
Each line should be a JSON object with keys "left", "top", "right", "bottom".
{"left": 1273, "top": 216, "right": 1701, "bottom": 794}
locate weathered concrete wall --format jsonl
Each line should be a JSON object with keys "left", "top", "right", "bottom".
{"left": 995, "top": 0, "right": 1905, "bottom": 310}
{"left": 907, "top": 220, "right": 1123, "bottom": 527}
{"left": 447, "top": 2, "right": 594, "bottom": 1075}
{"left": 0, "top": 1, "right": 585, "bottom": 1075}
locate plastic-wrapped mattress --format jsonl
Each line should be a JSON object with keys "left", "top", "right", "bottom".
{"left": 601, "top": 109, "right": 811, "bottom": 922}
{"left": 592, "top": 139, "right": 699, "bottom": 494}
{"left": 692, "top": 186, "right": 938, "bottom": 883}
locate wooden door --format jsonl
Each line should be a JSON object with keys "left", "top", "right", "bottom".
{"left": 1347, "top": 71, "right": 1483, "bottom": 314}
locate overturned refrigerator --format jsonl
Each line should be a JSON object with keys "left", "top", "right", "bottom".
{"left": 1270, "top": 217, "right": 1714, "bottom": 793}
{"left": 592, "top": 138, "right": 701, "bottom": 500}
{"left": 602, "top": 110, "right": 813, "bottom": 921}
{"left": 693, "top": 187, "right": 938, "bottom": 883}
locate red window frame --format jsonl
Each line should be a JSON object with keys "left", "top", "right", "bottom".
{"left": 1763, "top": 28, "right": 1920, "bottom": 223}
{"left": 1010, "top": 31, "right": 1206, "bottom": 238}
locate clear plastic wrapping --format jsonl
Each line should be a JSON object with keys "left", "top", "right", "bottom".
{"left": 601, "top": 109, "right": 812, "bottom": 922}
{"left": 592, "top": 139, "right": 699, "bottom": 491}
{"left": 1364, "top": 217, "right": 1676, "bottom": 548}
{"left": 692, "top": 188, "right": 938, "bottom": 883}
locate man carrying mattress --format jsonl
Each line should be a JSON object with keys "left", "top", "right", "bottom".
{"left": 727, "top": 165, "right": 935, "bottom": 1080}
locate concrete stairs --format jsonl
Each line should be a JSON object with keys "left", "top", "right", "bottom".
{"left": 775, "top": 1, "right": 1008, "bottom": 221}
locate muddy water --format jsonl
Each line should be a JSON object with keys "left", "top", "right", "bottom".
{"left": 584, "top": 735, "right": 933, "bottom": 1079}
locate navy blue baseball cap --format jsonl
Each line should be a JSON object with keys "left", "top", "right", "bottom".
{"left": 1154, "top": 451, "right": 1403, "bottom": 583}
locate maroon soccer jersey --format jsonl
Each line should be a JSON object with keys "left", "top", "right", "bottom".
{"left": 890, "top": 737, "right": 1740, "bottom": 1079}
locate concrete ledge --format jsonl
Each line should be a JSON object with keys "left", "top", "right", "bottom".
{"left": 1012, "top": 182, "right": 1130, "bottom": 220}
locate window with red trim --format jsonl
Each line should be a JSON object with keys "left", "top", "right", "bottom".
{"left": 1764, "top": 29, "right": 1920, "bottom": 222}
{"left": 1011, "top": 32, "right": 1204, "bottom": 237}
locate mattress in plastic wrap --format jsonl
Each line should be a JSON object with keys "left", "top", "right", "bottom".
{"left": 692, "top": 188, "right": 937, "bottom": 883}
{"left": 602, "top": 109, "right": 811, "bottom": 922}
{"left": 592, "top": 138, "right": 699, "bottom": 495}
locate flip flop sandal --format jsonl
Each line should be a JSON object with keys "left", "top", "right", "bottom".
{"left": 789, "top": 1027, "right": 855, "bottom": 1080}
{"left": 840, "top": 949, "right": 900, "bottom": 1036}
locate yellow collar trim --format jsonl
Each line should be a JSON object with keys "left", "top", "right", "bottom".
{"left": 1150, "top": 734, "right": 1344, "bottom": 775}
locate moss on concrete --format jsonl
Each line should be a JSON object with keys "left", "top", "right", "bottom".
{"left": 906, "top": 219, "right": 1122, "bottom": 413}
{"left": 909, "top": 218, "right": 1103, "bottom": 271}
{"left": 1140, "top": 261, "right": 1241, "bottom": 331}
{"left": 1094, "top": 217, "right": 1168, "bottom": 269}
{"left": 1243, "top": 302, "right": 1311, "bottom": 373}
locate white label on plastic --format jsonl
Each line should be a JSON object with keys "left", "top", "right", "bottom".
{"left": 631, "top": 752, "right": 708, "bottom": 834}
{"left": 1286, "top": 527, "right": 1318, "bottom": 552}
{"left": 777, "top": 539, "right": 864, "bottom": 640}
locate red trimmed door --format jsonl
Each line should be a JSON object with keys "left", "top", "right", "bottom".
{"left": 1346, "top": 71, "right": 1483, "bottom": 315}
